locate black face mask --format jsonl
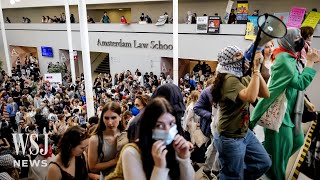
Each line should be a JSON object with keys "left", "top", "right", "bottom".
{"left": 294, "top": 38, "right": 305, "bottom": 52}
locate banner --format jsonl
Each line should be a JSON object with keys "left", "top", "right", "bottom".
{"left": 274, "top": 12, "right": 290, "bottom": 25}
{"left": 287, "top": 7, "right": 306, "bottom": 28}
{"left": 223, "top": 0, "right": 234, "bottom": 24}
{"left": 196, "top": 16, "right": 209, "bottom": 33}
{"left": 301, "top": 11, "right": 320, "bottom": 29}
{"left": 44, "top": 73, "right": 62, "bottom": 88}
{"left": 237, "top": 1, "right": 249, "bottom": 14}
{"left": 237, "top": 1, "right": 248, "bottom": 24}
{"left": 207, "top": 16, "right": 221, "bottom": 33}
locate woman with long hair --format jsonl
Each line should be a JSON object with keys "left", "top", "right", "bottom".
{"left": 261, "top": 41, "right": 275, "bottom": 83}
{"left": 250, "top": 28, "right": 320, "bottom": 179}
{"left": 211, "top": 45, "right": 271, "bottom": 179}
{"left": 120, "top": 97, "right": 194, "bottom": 179}
{"left": 183, "top": 90, "right": 208, "bottom": 147}
{"left": 88, "top": 102, "right": 123, "bottom": 179}
{"left": 47, "top": 126, "right": 89, "bottom": 180}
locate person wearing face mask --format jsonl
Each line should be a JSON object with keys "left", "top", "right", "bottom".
{"left": 114, "top": 97, "right": 194, "bottom": 180}
{"left": 250, "top": 28, "right": 320, "bottom": 179}
{"left": 211, "top": 45, "right": 271, "bottom": 179}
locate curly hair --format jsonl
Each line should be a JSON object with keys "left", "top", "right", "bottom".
{"left": 211, "top": 73, "right": 228, "bottom": 107}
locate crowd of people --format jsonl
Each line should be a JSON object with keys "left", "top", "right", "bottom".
{"left": 0, "top": 25, "right": 319, "bottom": 180}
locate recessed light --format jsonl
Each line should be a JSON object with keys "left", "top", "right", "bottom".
{"left": 119, "top": 9, "right": 123, "bottom": 11}
{"left": 15, "top": 0, "right": 21, "bottom": 2}
{"left": 10, "top": 0, "right": 15, "bottom": 5}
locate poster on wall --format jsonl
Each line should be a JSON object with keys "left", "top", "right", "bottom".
{"left": 223, "top": 0, "right": 234, "bottom": 24}
{"left": 207, "top": 16, "right": 221, "bottom": 33}
{"left": 274, "top": 12, "right": 290, "bottom": 25}
{"left": 287, "top": 7, "right": 306, "bottom": 28}
{"left": 301, "top": 11, "right": 320, "bottom": 29}
{"left": 196, "top": 16, "right": 209, "bottom": 33}
{"left": 245, "top": 16, "right": 258, "bottom": 40}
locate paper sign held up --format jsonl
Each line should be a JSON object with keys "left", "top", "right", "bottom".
{"left": 287, "top": 7, "right": 306, "bottom": 28}
{"left": 301, "top": 11, "right": 320, "bottom": 29}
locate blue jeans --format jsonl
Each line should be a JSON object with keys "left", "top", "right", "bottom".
{"left": 214, "top": 130, "right": 271, "bottom": 180}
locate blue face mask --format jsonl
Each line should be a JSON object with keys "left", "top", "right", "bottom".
{"left": 131, "top": 106, "right": 140, "bottom": 116}
{"left": 152, "top": 125, "right": 178, "bottom": 145}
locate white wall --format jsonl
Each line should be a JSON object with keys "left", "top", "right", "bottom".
{"left": 109, "top": 53, "right": 161, "bottom": 77}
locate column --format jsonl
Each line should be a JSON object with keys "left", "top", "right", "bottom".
{"left": 173, "top": 0, "right": 178, "bottom": 85}
{"left": 65, "top": 0, "right": 76, "bottom": 85}
{"left": 0, "top": 1, "right": 12, "bottom": 76}
{"left": 78, "top": 0, "right": 95, "bottom": 118}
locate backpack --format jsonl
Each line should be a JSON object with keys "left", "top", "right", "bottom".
{"left": 105, "top": 143, "right": 140, "bottom": 180}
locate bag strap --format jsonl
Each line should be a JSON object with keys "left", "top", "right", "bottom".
{"left": 105, "top": 143, "right": 140, "bottom": 180}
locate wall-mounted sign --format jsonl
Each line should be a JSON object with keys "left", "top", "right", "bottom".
{"left": 196, "top": 16, "right": 209, "bottom": 33}
{"left": 207, "top": 16, "right": 221, "bottom": 34}
{"left": 274, "top": 12, "right": 289, "bottom": 25}
{"left": 41, "top": 46, "right": 53, "bottom": 57}
{"left": 97, "top": 39, "right": 173, "bottom": 50}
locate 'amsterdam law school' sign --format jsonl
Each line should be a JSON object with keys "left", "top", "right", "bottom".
{"left": 97, "top": 39, "right": 173, "bottom": 50}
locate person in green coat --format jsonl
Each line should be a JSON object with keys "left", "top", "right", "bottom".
{"left": 250, "top": 28, "right": 320, "bottom": 180}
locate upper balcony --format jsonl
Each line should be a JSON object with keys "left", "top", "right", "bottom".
{"left": 1, "top": 0, "right": 170, "bottom": 9}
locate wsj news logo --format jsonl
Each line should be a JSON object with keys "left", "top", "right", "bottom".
{"left": 12, "top": 133, "right": 49, "bottom": 167}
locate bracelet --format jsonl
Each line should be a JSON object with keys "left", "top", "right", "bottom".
{"left": 252, "top": 70, "right": 260, "bottom": 74}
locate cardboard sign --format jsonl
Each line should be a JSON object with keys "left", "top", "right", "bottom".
{"left": 207, "top": 16, "right": 221, "bottom": 34}
{"left": 287, "top": 7, "right": 306, "bottom": 28}
{"left": 301, "top": 11, "right": 320, "bottom": 29}
{"left": 196, "top": 16, "right": 209, "bottom": 33}
{"left": 245, "top": 16, "right": 258, "bottom": 40}
{"left": 223, "top": 0, "right": 234, "bottom": 24}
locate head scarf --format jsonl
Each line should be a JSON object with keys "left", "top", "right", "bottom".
{"left": 216, "top": 45, "right": 244, "bottom": 77}
{"left": 277, "top": 28, "right": 301, "bottom": 53}
{"left": 0, "top": 154, "right": 20, "bottom": 170}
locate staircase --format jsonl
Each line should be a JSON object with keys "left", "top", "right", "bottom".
{"left": 94, "top": 54, "right": 110, "bottom": 74}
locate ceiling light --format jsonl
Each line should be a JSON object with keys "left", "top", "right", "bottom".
{"left": 15, "top": 0, "right": 21, "bottom": 2}
{"left": 119, "top": 9, "right": 123, "bottom": 11}
{"left": 10, "top": 0, "right": 16, "bottom": 5}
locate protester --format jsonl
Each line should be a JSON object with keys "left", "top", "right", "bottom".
{"left": 212, "top": 45, "right": 271, "bottom": 179}
{"left": 250, "top": 28, "right": 320, "bottom": 179}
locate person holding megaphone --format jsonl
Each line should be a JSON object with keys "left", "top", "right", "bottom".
{"left": 250, "top": 28, "right": 320, "bottom": 179}
{"left": 211, "top": 45, "right": 271, "bottom": 180}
